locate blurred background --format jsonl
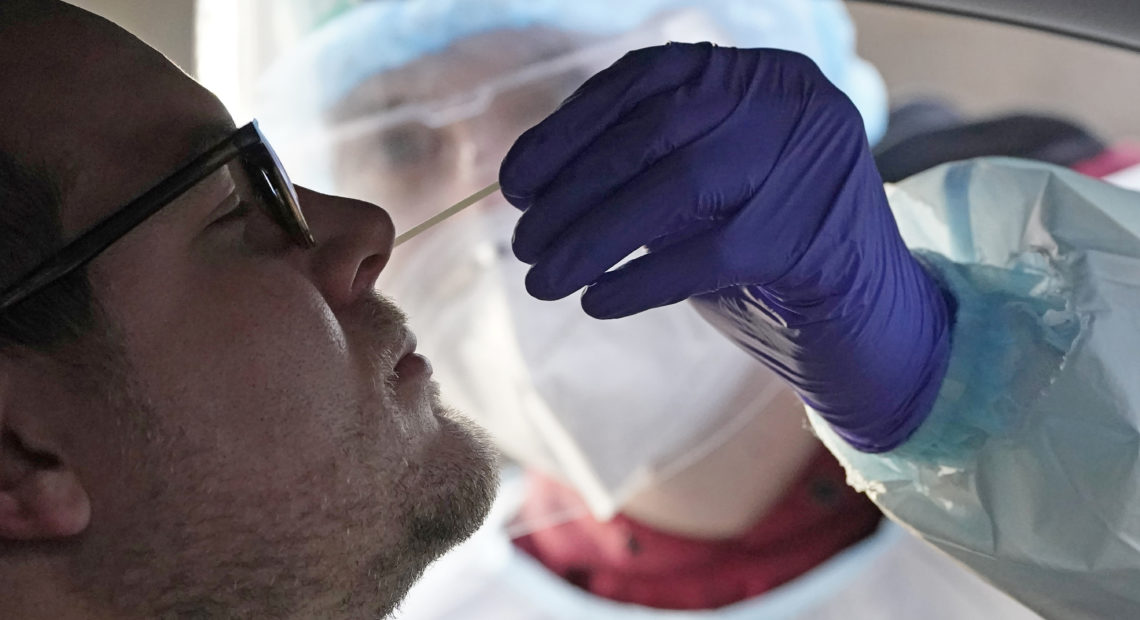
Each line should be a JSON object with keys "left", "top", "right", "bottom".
{"left": 63, "top": 0, "right": 1140, "bottom": 140}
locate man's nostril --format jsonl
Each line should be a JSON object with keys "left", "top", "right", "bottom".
{"left": 353, "top": 253, "right": 389, "bottom": 295}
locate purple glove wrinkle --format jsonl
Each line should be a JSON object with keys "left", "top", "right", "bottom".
{"left": 500, "top": 43, "right": 953, "bottom": 452}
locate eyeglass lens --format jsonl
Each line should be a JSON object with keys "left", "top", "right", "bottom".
{"left": 242, "top": 148, "right": 309, "bottom": 247}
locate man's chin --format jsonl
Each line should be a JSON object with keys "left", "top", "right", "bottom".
{"left": 360, "top": 401, "right": 497, "bottom": 617}
{"left": 407, "top": 406, "right": 499, "bottom": 558}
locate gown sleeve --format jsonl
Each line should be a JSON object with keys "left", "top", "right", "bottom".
{"left": 806, "top": 157, "right": 1140, "bottom": 620}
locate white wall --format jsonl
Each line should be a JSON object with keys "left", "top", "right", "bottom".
{"left": 849, "top": 2, "right": 1140, "bottom": 140}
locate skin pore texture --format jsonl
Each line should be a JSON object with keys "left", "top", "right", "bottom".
{"left": 0, "top": 2, "right": 497, "bottom": 619}
{"left": 330, "top": 29, "right": 823, "bottom": 541}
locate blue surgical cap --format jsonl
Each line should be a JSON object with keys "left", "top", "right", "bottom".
{"left": 258, "top": 0, "right": 887, "bottom": 144}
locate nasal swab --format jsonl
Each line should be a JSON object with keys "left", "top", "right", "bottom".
{"left": 393, "top": 182, "right": 501, "bottom": 246}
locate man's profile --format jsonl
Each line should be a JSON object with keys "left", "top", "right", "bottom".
{"left": 0, "top": 1, "right": 497, "bottom": 617}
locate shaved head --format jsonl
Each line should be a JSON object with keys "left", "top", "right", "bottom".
{"left": 0, "top": 2, "right": 497, "bottom": 619}
{"left": 0, "top": 0, "right": 231, "bottom": 237}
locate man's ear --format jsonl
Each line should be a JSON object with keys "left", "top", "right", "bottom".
{"left": 0, "top": 367, "right": 91, "bottom": 541}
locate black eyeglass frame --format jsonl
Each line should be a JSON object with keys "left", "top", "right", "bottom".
{"left": 0, "top": 120, "right": 316, "bottom": 312}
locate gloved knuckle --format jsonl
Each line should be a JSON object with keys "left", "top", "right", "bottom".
{"left": 621, "top": 41, "right": 696, "bottom": 67}
{"left": 762, "top": 49, "right": 822, "bottom": 77}
{"left": 820, "top": 86, "right": 863, "bottom": 129}
{"left": 617, "top": 45, "right": 658, "bottom": 66}
{"left": 782, "top": 66, "right": 859, "bottom": 133}
{"left": 511, "top": 223, "right": 540, "bottom": 264}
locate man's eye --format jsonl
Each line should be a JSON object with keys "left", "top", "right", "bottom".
{"left": 379, "top": 124, "right": 442, "bottom": 168}
{"left": 213, "top": 200, "right": 254, "bottom": 226}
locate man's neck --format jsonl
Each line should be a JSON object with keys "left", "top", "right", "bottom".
{"left": 620, "top": 387, "right": 821, "bottom": 539}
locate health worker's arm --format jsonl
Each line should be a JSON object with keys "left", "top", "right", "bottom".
{"left": 499, "top": 43, "right": 1140, "bottom": 619}
{"left": 809, "top": 157, "right": 1140, "bottom": 620}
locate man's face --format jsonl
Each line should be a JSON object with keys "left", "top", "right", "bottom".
{"left": 322, "top": 28, "right": 588, "bottom": 233}
{"left": 0, "top": 4, "right": 496, "bottom": 618}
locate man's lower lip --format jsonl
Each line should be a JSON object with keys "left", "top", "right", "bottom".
{"left": 394, "top": 353, "right": 432, "bottom": 380}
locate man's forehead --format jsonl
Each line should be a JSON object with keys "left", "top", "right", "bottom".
{"left": 0, "top": 0, "right": 237, "bottom": 236}
{"left": 329, "top": 27, "right": 590, "bottom": 123}
{"left": 52, "top": 109, "right": 236, "bottom": 238}
{"left": 140, "top": 119, "right": 242, "bottom": 213}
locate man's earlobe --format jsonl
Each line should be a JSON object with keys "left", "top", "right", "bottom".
{"left": 0, "top": 371, "right": 91, "bottom": 541}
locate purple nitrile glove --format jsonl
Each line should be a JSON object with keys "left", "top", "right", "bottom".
{"left": 498, "top": 43, "right": 953, "bottom": 453}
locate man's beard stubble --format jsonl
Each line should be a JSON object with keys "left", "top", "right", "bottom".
{"left": 354, "top": 289, "right": 500, "bottom": 564}
{"left": 62, "top": 295, "right": 499, "bottom": 619}
{"left": 361, "top": 405, "right": 499, "bottom": 617}
{"left": 353, "top": 292, "right": 501, "bottom": 615}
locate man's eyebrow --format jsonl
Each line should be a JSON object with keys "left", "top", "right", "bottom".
{"left": 172, "top": 119, "right": 240, "bottom": 206}
{"left": 167, "top": 120, "right": 240, "bottom": 221}
{"left": 183, "top": 119, "right": 239, "bottom": 160}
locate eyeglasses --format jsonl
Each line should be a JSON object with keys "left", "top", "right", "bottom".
{"left": 0, "top": 121, "right": 315, "bottom": 312}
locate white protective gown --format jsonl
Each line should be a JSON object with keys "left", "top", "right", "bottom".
{"left": 809, "top": 157, "right": 1140, "bottom": 620}
{"left": 396, "top": 472, "right": 1040, "bottom": 619}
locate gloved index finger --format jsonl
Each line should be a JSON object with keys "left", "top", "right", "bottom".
{"left": 498, "top": 42, "right": 713, "bottom": 208}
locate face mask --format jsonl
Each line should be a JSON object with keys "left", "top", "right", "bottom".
{"left": 382, "top": 201, "right": 787, "bottom": 519}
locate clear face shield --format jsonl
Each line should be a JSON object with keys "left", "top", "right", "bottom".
{"left": 269, "top": 7, "right": 731, "bottom": 228}
{"left": 262, "top": 9, "right": 792, "bottom": 523}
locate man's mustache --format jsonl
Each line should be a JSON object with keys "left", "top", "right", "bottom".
{"left": 355, "top": 290, "right": 411, "bottom": 375}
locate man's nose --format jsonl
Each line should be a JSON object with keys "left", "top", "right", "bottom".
{"left": 294, "top": 186, "right": 395, "bottom": 309}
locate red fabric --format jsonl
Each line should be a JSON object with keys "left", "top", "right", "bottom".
{"left": 1071, "top": 143, "right": 1140, "bottom": 178}
{"left": 512, "top": 449, "right": 883, "bottom": 610}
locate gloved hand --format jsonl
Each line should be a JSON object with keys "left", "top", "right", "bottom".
{"left": 499, "top": 43, "right": 953, "bottom": 453}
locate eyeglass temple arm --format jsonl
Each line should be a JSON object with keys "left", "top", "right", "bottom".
{"left": 0, "top": 142, "right": 242, "bottom": 310}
